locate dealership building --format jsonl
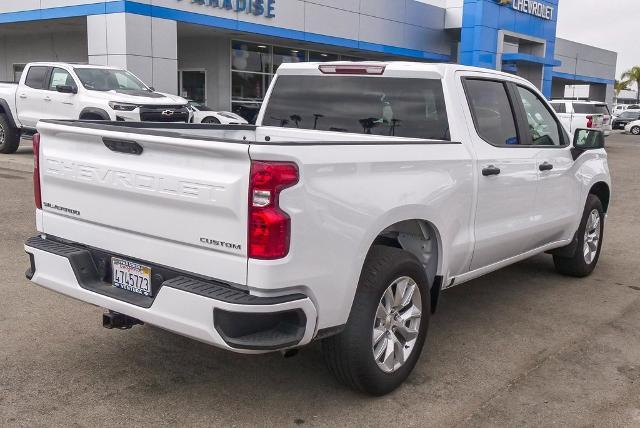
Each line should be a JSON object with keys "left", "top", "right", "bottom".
{"left": 0, "top": 0, "right": 617, "bottom": 118}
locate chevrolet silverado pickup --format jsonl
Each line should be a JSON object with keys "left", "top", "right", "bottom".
{"left": 0, "top": 62, "right": 189, "bottom": 154}
{"left": 25, "top": 62, "right": 611, "bottom": 395}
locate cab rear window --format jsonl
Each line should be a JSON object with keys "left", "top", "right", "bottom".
{"left": 262, "top": 75, "right": 450, "bottom": 140}
{"left": 573, "top": 103, "right": 610, "bottom": 115}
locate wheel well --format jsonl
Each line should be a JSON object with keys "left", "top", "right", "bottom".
{"left": 371, "top": 219, "right": 442, "bottom": 313}
{"left": 80, "top": 113, "right": 105, "bottom": 120}
{"left": 590, "top": 182, "right": 610, "bottom": 213}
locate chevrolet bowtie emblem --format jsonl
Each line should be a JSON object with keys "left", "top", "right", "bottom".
{"left": 498, "top": 0, "right": 512, "bottom": 4}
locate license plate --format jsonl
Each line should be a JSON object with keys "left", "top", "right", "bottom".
{"left": 112, "top": 258, "right": 152, "bottom": 297}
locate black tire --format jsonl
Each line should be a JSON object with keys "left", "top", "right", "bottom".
{"left": 0, "top": 114, "right": 21, "bottom": 154}
{"left": 553, "top": 194, "right": 604, "bottom": 277}
{"left": 630, "top": 126, "right": 640, "bottom": 136}
{"left": 322, "top": 245, "right": 430, "bottom": 396}
{"left": 202, "top": 116, "right": 221, "bottom": 124}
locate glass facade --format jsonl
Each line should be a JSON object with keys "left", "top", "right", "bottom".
{"left": 231, "top": 40, "right": 363, "bottom": 123}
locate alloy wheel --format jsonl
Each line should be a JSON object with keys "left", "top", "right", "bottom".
{"left": 372, "top": 276, "right": 422, "bottom": 373}
{"left": 583, "top": 209, "right": 601, "bottom": 264}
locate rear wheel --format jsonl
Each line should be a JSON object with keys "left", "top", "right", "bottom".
{"left": 630, "top": 126, "right": 640, "bottom": 135}
{"left": 0, "top": 114, "right": 20, "bottom": 154}
{"left": 553, "top": 195, "right": 604, "bottom": 277}
{"left": 202, "top": 116, "right": 221, "bottom": 124}
{"left": 322, "top": 246, "right": 430, "bottom": 395}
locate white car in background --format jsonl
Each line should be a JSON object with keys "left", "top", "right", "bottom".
{"left": 623, "top": 120, "right": 640, "bottom": 135}
{"left": 550, "top": 100, "right": 611, "bottom": 137}
{"left": 0, "top": 62, "right": 189, "bottom": 154}
{"left": 187, "top": 101, "right": 248, "bottom": 124}
{"left": 613, "top": 104, "right": 640, "bottom": 117}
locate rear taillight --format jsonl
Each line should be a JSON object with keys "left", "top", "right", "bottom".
{"left": 33, "top": 133, "right": 42, "bottom": 209}
{"left": 586, "top": 115, "right": 593, "bottom": 128}
{"left": 248, "top": 161, "right": 299, "bottom": 260}
{"left": 318, "top": 64, "right": 386, "bottom": 75}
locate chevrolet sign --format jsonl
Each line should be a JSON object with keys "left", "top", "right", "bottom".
{"left": 499, "top": 0, "right": 554, "bottom": 21}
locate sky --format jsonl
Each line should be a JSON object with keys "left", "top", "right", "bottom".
{"left": 556, "top": 0, "right": 638, "bottom": 82}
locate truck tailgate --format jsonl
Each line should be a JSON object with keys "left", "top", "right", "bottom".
{"left": 36, "top": 121, "right": 251, "bottom": 285}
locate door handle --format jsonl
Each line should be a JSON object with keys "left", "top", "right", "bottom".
{"left": 539, "top": 162, "right": 554, "bottom": 172}
{"left": 482, "top": 165, "right": 501, "bottom": 176}
{"left": 19, "top": 94, "right": 27, "bottom": 99}
{"left": 44, "top": 97, "right": 52, "bottom": 102}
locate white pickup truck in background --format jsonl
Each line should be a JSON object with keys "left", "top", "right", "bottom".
{"left": 0, "top": 62, "right": 189, "bottom": 154}
{"left": 549, "top": 100, "right": 612, "bottom": 137}
{"left": 25, "top": 62, "right": 611, "bottom": 395}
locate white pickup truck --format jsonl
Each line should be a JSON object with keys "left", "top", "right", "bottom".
{"left": 549, "top": 100, "right": 611, "bottom": 137}
{"left": 24, "top": 62, "right": 611, "bottom": 395}
{"left": 0, "top": 62, "right": 189, "bottom": 154}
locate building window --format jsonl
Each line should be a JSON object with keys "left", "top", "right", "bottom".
{"left": 231, "top": 40, "right": 364, "bottom": 123}
{"left": 179, "top": 70, "right": 207, "bottom": 103}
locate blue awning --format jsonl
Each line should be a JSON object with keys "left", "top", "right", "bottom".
{"left": 502, "top": 53, "right": 562, "bottom": 67}
{"left": 551, "top": 71, "right": 615, "bottom": 86}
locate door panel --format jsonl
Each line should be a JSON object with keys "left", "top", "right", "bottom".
{"left": 533, "top": 150, "right": 579, "bottom": 246}
{"left": 514, "top": 85, "right": 580, "bottom": 246}
{"left": 461, "top": 77, "right": 540, "bottom": 270}
{"left": 16, "top": 66, "right": 50, "bottom": 128}
{"left": 472, "top": 148, "right": 539, "bottom": 269}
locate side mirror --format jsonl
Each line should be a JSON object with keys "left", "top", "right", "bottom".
{"left": 56, "top": 85, "right": 77, "bottom": 94}
{"left": 571, "top": 128, "right": 605, "bottom": 160}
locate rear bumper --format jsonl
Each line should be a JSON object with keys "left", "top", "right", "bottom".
{"left": 25, "top": 235, "right": 317, "bottom": 353}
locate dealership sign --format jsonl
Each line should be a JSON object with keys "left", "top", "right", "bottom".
{"left": 498, "top": 0, "right": 554, "bottom": 20}
{"left": 178, "top": 0, "right": 276, "bottom": 18}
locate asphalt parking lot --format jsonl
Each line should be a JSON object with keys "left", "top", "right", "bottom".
{"left": 1, "top": 133, "right": 639, "bottom": 427}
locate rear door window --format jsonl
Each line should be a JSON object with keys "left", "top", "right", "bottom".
{"left": 262, "top": 75, "right": 450, "bottom": 140}
{"left": 24, "top": 66, "right": 49, "bottom": 89}
{"left": 463, "top": 79, "right": 519, "bottom": 146}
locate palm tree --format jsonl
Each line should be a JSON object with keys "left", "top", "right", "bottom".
{"left": 614, "top": 79, "right": 629, "bottom": 97}
{"left": 621, "top": 67, "right": 640, "bottom": 103}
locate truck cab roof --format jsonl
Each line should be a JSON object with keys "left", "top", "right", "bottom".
{"left": 276, "top": 61, "right": 534, "bottom": 84}
{"left": 25, "top": 62, "right": 125, "bottom": 71}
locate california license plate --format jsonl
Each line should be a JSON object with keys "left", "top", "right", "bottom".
{"left": 112, "top": 258, "right": 152, "bottom": 297}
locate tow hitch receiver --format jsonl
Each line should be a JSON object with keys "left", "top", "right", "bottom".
{"left": 102, "top": 310, "right": 143, "bottom": 330}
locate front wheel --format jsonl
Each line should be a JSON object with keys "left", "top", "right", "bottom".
{"left": 322, "top": 246, "right": 430, "bottom": 395}
{"left": 630, "top": 126, "right": 640, "bottom": 135}
{"left": 554, "top": 195, "right": 604, "bottom": 277}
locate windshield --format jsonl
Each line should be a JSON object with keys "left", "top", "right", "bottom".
{"left": 74, "top": 68, "right": 150, "bottom": 92}
{"left": 262, "top": 75, "right": 450, "bottom": 140}
{"left": 620, "top": 111, "right": 640, "bottom": 119}
{"left": 190, "top": 102, "right": 213, "bottom": 111}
